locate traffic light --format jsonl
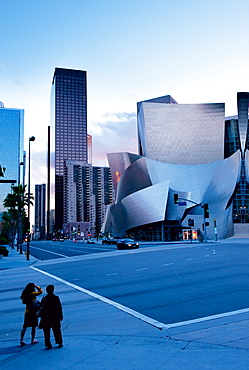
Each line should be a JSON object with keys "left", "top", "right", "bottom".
{"left": 204, "top": 203, "right": 209, "bottom": 218}
{"left": 174, "top": 194, "right": 179, "bottom": 204}
{"left": 24, "top": 217, "right": 30, "bottom": 233}
{"left": 188, "top": 218, "right": 194, "bottom": 227}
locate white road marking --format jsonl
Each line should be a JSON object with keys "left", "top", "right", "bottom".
{"left": 165, "top": 308, "right": 249, "bottom": 329}
{"left": 30, "top": 266, "right": 249, "bottom": 332}
{"left": 30, "top": 246, "right": 69, "bottom": 258}
{"left": 30, "top": 266, "right": 167, "bottom": 330}
{"left": 135, "top": 268, "right": 148, "bottom": 272}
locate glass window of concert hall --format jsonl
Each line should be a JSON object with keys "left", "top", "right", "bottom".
{"left": 225, "top": 92, "right": 249, "bottom": 223}
{"left": 51, "top": 68, "right": 88, "bottom": 230}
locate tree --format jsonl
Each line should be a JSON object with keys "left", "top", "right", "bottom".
{"left": 2, "top": 185, "right": 33, "bottom": 248}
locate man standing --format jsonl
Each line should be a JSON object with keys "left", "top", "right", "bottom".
{"left": 39, "top": 285, "right": 63, "bottom": 349}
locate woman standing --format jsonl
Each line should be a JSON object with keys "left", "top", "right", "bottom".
{"left": 19, "top": 283, "right": 43, "bottom": 347}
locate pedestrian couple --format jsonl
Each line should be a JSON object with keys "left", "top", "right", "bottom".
{"left": 19, "top": 283, "right": 63, "bottom": 349}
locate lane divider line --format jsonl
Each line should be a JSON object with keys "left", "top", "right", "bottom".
{"left": 135, "top": 268, "right": 148, "bottom": 272}
{"left": 30, "top": 246, "right": 69, "bottom": 258}
{"left": 30, "top": 266, "right": 167, "bottom": 330}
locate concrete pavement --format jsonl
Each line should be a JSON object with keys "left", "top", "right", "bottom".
{"left": 0, "top": 244, "right": 249, "bottom": 369}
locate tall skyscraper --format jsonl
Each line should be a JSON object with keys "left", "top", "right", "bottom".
{"left": 51, "top": 68, "right": 88, "bottom": 230}
{"left": 0, "top": 101, "right": 24, "bottom": 214}
{"left": 34, "top": 184, "right": 46, "bottom": 238}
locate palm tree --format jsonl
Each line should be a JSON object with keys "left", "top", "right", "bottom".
{"left": 3, "top": 185, "right": 33, "bottom": 248}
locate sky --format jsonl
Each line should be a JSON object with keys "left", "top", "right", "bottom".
{"left": 1, "top": 0, "right": 249, "bottom": 194}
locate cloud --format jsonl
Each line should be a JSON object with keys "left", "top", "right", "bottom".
{"left": 89, "top": 111, "right": 138, "bottom": 166}
{"left": 30, "top": 111, "right": 138, "bottom": 187}
{"left": 30, "top": 150, "right": 48, "bottom": 186}
{"left": 0, "top": 61, "right": 14, "bottom": 70}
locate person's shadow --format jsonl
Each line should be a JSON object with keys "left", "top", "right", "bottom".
{"left": 0, "top": 345, "right": 28, "bottom": 355}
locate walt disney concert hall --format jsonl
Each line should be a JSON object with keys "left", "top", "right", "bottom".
{"left": 102, "top": 93, "right": 249, "bottom": 241}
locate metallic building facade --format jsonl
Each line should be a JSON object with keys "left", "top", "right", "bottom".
{"left": 102, "top": 93, "right": 249, "bottom": 240}
{"left": 0, "top": 102, "right": 24, "bottom": 214}
{"left": 51, "top": 68, "right": 88, "bottom": 230}
{"left": 137, "top": 96, "right": 225, "bottom": 164}
{"left": 102, "top": 151, "right": 240, "bottom": 240}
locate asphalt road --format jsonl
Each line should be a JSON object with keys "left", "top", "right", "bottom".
{"left": 22, "top": 240, "right": 117, "bottom": 260}
{"left": 35, "top": 241, "right": 249, "bottom": 325}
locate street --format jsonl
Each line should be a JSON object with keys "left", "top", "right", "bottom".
{"left": 22, "top": 239, "right": 117, "bottom": 260}
{"left": 33, "top": 239, "right": 249, "bottom": 325}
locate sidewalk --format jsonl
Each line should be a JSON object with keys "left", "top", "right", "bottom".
{"left": 0, "top": 246, "right": 249, "bottom": 369}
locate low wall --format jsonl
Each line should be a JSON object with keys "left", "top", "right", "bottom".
{"left": 232, "top": 223, "right": 249, "bottom": 238}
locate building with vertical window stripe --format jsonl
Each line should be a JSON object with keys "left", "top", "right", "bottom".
{"left": 63, "top": 160, "right": 113, "bottom": 238}
{"left": 51, "top": 68, "right": 88, "bottom": 231}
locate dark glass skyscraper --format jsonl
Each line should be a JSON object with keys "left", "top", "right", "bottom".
{"left": 51, "top": 68, "right": 88, "bottom": 230}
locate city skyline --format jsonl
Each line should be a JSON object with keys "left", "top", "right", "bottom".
{"left": 1, "top": 0, "right": 249, "bottom": 196}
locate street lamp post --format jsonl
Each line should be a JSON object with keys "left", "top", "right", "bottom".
{"left": 17, "top": 162, "right": 24, "bottom": 253}
{"left": 26, "top": 136, "right": 35, "bottom": 261}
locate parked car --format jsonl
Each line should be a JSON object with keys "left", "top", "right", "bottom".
{"left": 102, "top": 237, "right": 112, "bottom": 244}
{"left": 87, "top": 238, "right": 95, "bottom": 244}
{"left": 116, "top": 239, "right": 139, "bottom": 250}
{"left": 102, "top": 237, "right": 120, "bottom": 245}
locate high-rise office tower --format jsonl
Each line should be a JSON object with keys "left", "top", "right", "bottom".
{"left": 0, "top": 101, "right": 24, "bottom": 215}
{"left": 34, "top": 184, "right": 46, "bottom": 238}
{"left": 64, "top": 160, "right": 113, "bottom": 235}
{"left": 51, "top": 68, "right": 88, "bottom": 230}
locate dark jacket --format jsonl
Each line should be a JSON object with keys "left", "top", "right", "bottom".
{"left": 39, "top": 293, "right": 63, "bottom": 328}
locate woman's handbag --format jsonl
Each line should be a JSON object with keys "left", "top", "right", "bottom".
{"left": 33, "top": 300, "right": 41, "bottom": 308}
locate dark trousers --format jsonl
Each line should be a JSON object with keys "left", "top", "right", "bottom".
{"left": 43, "top": 324, "right": 62, "bottom": 347}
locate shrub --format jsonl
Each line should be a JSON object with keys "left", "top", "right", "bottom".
{"left": 0, "top": 235, "right": 8, "bottom": 245}
{"left": 0, "top": 246, "right": 8, "bottom": 256}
